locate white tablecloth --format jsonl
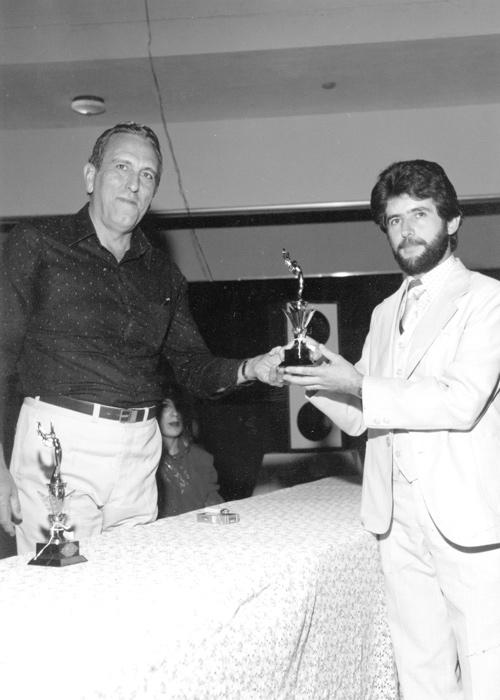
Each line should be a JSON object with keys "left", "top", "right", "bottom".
{"left": 0, "top": 478, "right": 399, "bottom": 700}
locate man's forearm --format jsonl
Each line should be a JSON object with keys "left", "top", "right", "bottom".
{"left": 353, "top": 374, "right": 363, "bottom": 400}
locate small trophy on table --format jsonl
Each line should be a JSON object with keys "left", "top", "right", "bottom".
{"left": 280, "top": 249, "right": 316, "bottom": 366}
{"left": 28, "top": 422, "right": 87, "bottom": 567}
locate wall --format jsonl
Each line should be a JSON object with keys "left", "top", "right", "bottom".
{"left": 160, "top": 212, "right": 500, "bottom": 281}
{"left": 188, "top": 267, "right": 500, "bottom": 455}
{"left": 2, "top": 103, "right": 500, "bottom": 219}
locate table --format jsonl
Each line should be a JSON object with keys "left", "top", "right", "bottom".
{"left": 0, "top": 478, "right": 399, "bottom": 700}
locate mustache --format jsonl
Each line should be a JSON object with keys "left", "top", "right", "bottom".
{"left": 398, "top": 237, "right": 426, "bottom": 251}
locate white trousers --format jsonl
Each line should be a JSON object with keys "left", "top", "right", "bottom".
{"left": 11, "top": 397, "right": 162, "bottom": 555}
{"left": 379, "top": 471, "right": 500, "bottom": 700}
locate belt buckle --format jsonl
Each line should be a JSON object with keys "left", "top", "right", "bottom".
{"left": 119, "top": 408, "right": 137, "bottom": 423}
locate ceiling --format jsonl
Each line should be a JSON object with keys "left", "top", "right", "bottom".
{"left": 1, "top": 1, "right": 499, "bottom": 281}
{"left": 1, "top": 0, "right": 500, "bottom": 130}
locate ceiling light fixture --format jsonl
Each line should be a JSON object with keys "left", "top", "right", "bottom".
{"left": 71, "top": 95, "right": 106, "bottom": 115}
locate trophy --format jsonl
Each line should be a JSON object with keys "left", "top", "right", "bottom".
{"left": 28, "top": 422, "right": 87, "bottom": 567}
{"left": 280, "top": 249, "right": 316, "bottom": 366}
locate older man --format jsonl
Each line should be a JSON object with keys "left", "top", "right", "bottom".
{"left": 0, "top": 122, "right": 280, "bottom": 554}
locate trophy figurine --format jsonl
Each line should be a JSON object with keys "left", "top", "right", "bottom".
{"left": 280, "top": 249, "right": 316, "bottom": 366}
{"left": 28, "top": 422, "right": 87, "bottom": 567}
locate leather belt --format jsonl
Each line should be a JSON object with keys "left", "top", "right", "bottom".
{"left": 37, "top": 396, "right": 159, "bottom": 423}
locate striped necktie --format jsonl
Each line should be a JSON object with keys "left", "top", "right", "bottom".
{"left": 399, "top": 278, "right": 423, "bottom": 334}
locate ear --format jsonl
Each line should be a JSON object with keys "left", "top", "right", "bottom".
{"left": 446, "top": 215, "right": 461, "bottom": 236}
{"left": 83, "top": 163, "right": 96, "bottom": 195}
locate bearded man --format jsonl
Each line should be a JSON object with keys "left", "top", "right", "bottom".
{"left": 282, "top": 160, "right": 500, "bottom": 700}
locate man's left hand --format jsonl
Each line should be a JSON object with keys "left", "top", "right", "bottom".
{"left": 242, "top": 348, "right": 284, "bottom": 386}
{"left": 280, "top": 344, "right": 363, "bottom": 397}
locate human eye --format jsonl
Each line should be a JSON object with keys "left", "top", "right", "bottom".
{"left": 115, "top": 161, "right": 128, "bottom": 171}
{"left": 141, "top": 170, "right": 156, "bottom": 183}
{"left": 387, "top": 216, "right": 400, "bottom": 227}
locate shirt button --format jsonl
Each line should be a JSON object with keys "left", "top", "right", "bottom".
{"left": 386, "top": 437, "right": 391, "bottom": 446}
{"left": 395, "top": 450, "right": 401, "bottom": 458}
{"left": 396, "top": 369, "right": 403, "bottom": 376}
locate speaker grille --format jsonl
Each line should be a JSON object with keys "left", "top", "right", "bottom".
{"left": 285, "top": 303, "right": 342, "bottom": 450}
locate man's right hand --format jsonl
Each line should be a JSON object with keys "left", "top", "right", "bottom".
{"left": 0, "top": 454, "right": 21, "bottom": 537}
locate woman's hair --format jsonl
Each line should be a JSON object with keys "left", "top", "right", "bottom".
{"left": 161, "top": 383, "right": 195, "bottom": 435}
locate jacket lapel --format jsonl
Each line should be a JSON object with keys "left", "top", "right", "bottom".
{"left": 371, "top": 284, "right": 405, "bottom": 375}
{"left": 406, "top": 260, "right": 472, "bottom": 377}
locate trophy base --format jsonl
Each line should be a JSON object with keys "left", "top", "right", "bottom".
{"left": 280, "top": 340, "right": 314, "bottom": 367}
{"left": 28, "top": 540, "right": 87, "bottom": 567}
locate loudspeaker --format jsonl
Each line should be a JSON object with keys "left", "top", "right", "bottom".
{"left": 285, "top": 303, "right": 342, "bottom": 450}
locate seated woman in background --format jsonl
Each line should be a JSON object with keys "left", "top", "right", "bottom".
{"left": 157, "top": 385, "right": 223, "bottom": 518}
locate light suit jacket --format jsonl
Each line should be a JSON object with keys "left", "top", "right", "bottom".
{"left": 310, "top": 258, "right": 500, "bottom": 546}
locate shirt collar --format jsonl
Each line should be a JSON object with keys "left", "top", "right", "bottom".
{"left": 406, "top": 254, "right": 457, "bottom": 299}
{"left": 69, "top": 204, "right": 152, "bottom": 267}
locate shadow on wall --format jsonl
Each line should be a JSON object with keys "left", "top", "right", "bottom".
{"left": 252, "top": 449, "right": 363, "bottom": 496}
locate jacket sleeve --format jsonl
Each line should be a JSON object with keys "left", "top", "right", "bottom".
{"left": 362, "top": 280, "right": 500, "bottom": 431}
{"left": 307, "top": 327, "right": 372, "bottom": 437}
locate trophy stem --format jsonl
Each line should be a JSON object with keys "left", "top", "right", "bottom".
{"left": 281, "top": 249, "right": 315, "bottom": 366}
{"left": 29, "top": 422, "right": 87, "bottom": 567}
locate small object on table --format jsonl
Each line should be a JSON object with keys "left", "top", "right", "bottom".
{"left": 197, "top": 507, "right": 240, "bottom": 524}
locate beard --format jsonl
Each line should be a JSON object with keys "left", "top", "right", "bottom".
{"left": 392, "top": 223, "right": 450, "bottom": 276}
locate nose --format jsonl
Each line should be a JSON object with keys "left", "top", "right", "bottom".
{"left": 401, "top": 217, "right": 414, "bottom": 238}
{"left": 165, "top": 405, "right": 179, "bottom": 418}
{"left": 127, "top": 171, "right": 140, "bottom": 193}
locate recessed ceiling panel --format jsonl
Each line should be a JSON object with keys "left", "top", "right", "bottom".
{"left": 1, "top": 35, "right": 499, "bottom": 130}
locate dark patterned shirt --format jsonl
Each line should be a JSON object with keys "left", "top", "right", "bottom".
{"left": 0, "top": 205, "right": 239, "bottom": 427}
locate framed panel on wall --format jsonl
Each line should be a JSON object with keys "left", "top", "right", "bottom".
{"left": 284, "top": 302, "right": 342, "bottom": 451}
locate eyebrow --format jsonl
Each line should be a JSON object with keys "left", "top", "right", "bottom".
{"left": 387, "top": 204, "right": 433, "bottom": 219}
{"left": 110, "top": 156, "right": 158, "bottom": 175}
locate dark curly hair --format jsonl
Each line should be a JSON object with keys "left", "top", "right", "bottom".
{"left": 370, "top": 160, "right": 462, "bottom": 250}
{"left": 161, "top": 383, "right": 196, "bottom": 436}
